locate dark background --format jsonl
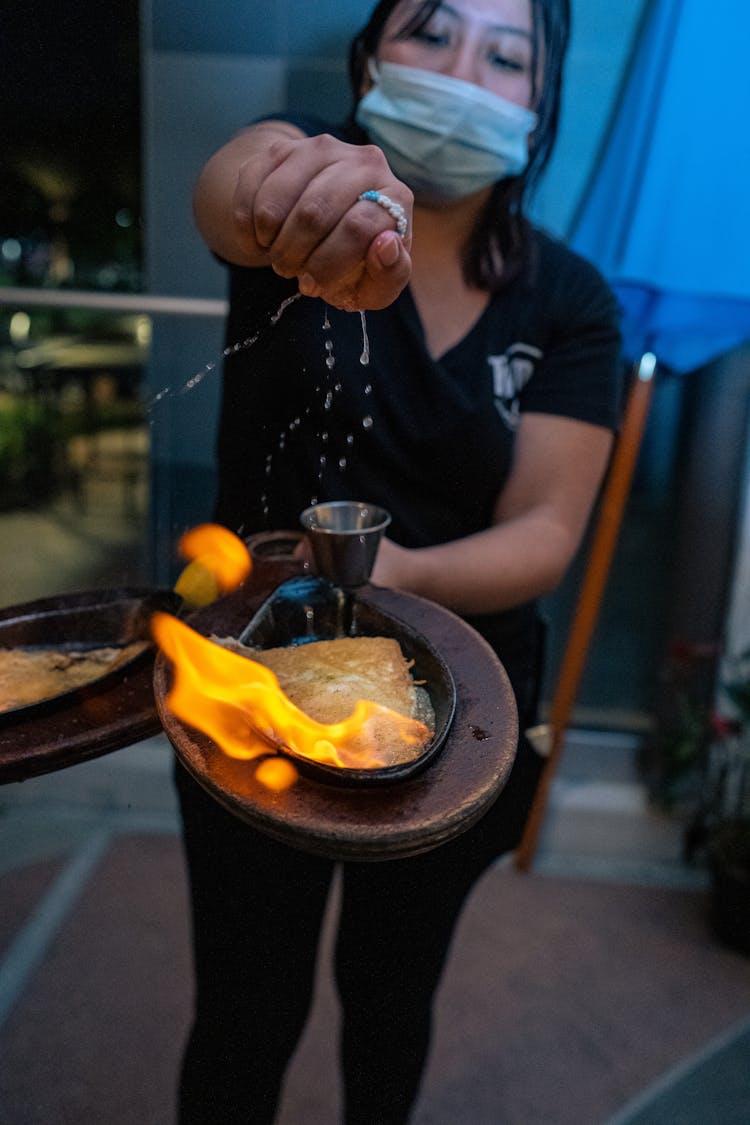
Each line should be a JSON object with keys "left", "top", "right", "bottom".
{"left": 1, "top": 0, "right": 142, "bottom": 285}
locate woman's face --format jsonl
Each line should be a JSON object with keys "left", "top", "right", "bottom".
{"left": 377, "top": 0, "right": 536, "bottom": 109}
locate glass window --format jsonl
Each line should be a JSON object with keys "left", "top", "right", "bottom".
{"left": 0, "top": 304, "right": 151, "bottom": 605}
{"left": 1, "top": 1, "right": 148, "bottom": 608}
{"left": 2, "top": 0, "right": 142, "bottom": 294}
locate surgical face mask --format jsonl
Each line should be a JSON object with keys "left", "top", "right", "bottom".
{"left": 355, "top": 60, "right": 537, "bottom": 202}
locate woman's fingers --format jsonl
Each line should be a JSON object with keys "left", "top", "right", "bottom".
{"left": 360, "top": 229, "right": 412, "bottom": 308}
{"left": 237, "top": 134, "right": 412, "bottom": 306}
{"left": 322, "top": 230, "right": 412, "bottom": 311}
{"left": 281, "top": 174, "right": 411, "bottom": 285}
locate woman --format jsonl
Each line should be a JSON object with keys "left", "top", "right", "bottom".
{"left": 178, "top": 2, "right": 621, "bottom": 1121}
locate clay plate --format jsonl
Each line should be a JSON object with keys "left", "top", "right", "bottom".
{"left": 0, "top": 587, "right": 181, "bottom": 724}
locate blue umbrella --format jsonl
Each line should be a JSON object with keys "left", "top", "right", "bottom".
{"left": 571, "top": 0, "right": 750, "bottom": 373}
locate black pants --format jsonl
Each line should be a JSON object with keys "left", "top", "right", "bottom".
{"left": 174, "top": 731, "right": 544, "bottom": 1125}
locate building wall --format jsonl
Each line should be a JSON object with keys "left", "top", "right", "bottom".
{"left": 142, "top": 0, "right": 648, "bottom": 581}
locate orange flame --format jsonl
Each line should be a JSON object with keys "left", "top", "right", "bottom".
{"left": 152, "top": 612, "right": 429, "bottom": 787}
{"left": 174, "top": 524, "right": 252, "bottom": 607}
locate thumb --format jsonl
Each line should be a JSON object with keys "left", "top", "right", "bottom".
{"left": 370, "top": 229, "right": 408, "bottom": 271}
{"left": 361, "top": 230, "right": 412, "bottom": 309}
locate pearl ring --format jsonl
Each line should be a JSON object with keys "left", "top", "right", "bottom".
{"left": 358, "top": 190, "right": 408, "bottom": 238}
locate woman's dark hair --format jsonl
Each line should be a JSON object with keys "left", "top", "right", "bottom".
{"left": 348, "top": 0, "right": 571, "bottom": 290}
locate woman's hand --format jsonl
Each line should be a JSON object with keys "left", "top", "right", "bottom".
{"left": 195, "top": 124, "right": 413, "bottom": 312}
{"left": 370, "top": 537, "right": 415, "bottom": 589}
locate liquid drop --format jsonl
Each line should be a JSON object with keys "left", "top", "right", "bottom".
{"left": 270, "top": 292, "right": 302, "bottom": 325}
{"left": 147, "top": 290, "right": 301, "bottom": 410}
{"left": 359, "top": 310, "right": 370, "bottom": 366}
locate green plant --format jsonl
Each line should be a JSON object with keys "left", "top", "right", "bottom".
{"left": 723, "top": 647, "right": 750, "bottom": 724}
{"left": 645, "top": 641, "right": 718, "bottom": 809}
{"left": 708, "top": 814, "right": 750, "bottom": 955}
{"left": 702, "top": 654, "right": 750, "bottom": 954}
{"left": 0, "top": 395, "right": 61, "bottom": 505}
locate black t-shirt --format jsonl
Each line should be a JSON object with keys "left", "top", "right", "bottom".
{"left": 215, "top": 237, "right": 621, "bottom": 541}
{"left": 212, "top": 118, "right": 622, "bottom": 704}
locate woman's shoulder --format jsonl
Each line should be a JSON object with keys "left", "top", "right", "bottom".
{"left": 530, "top": 227, "right": 611, "bottom": 299}
{"left": 525, "top": 226, "right": 619, "bottom": 324}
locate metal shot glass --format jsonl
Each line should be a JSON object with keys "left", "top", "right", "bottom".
{"left": 299, "top": 501, "right": 391, "bottom": 589}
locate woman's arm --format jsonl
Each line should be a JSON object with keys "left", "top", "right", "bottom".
{"left": 194, "top": 121, "right": 306, "bottom": 267}
{"left": 370, "top": 412, "right": 614, "bottom": 615}
{"left": 193, "top": 121, "right": 413, "bottom": 311}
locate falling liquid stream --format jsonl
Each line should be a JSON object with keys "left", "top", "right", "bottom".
{"left": 148, "top": 292, "right": 303, "bottom": 407}
{"left": 359, "top": 310, "right": 370, "bottom": 366}
{"left": 149, "top": 290, "right": 374, "bottom": 517}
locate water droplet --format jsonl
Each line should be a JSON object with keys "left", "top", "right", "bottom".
{"left": 270, "top": 292, "right": 302, "bottom": 324}
{"left": 147, "top": 292, "right": 296, "bottom": 407}
{"left": 346, "top": 433, "right": 355, "bottom": 445}
{"left": 359, "top": 310, "right": 370, "bottom": 366}
{"left": 325, "top": 356, "right": 335, "bottom": 369}
{"left": 362, "top": 415, "right": 373, "bottom": 430}
{"left": 364, "top": 383, "right": 372, "bottom": 395}
{"left": 338, "top": 457, "right": 347, "bottom": 470}
{"left": 324, "top": 392, "right": 333, "bottom": 410}
{"left": 321, "top": 431, "right": 329, "bottom": 443}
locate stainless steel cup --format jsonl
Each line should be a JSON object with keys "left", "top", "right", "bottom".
{"left": 299, "top": 501, "right": 391, "bottom": 588}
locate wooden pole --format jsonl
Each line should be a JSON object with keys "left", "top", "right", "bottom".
{"left": 514, "top": 353, "right": 658, "bottom": 871}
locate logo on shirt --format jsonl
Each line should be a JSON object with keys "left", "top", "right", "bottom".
{"left": 488, "top": 343, "right": 542, "bottom": 430}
